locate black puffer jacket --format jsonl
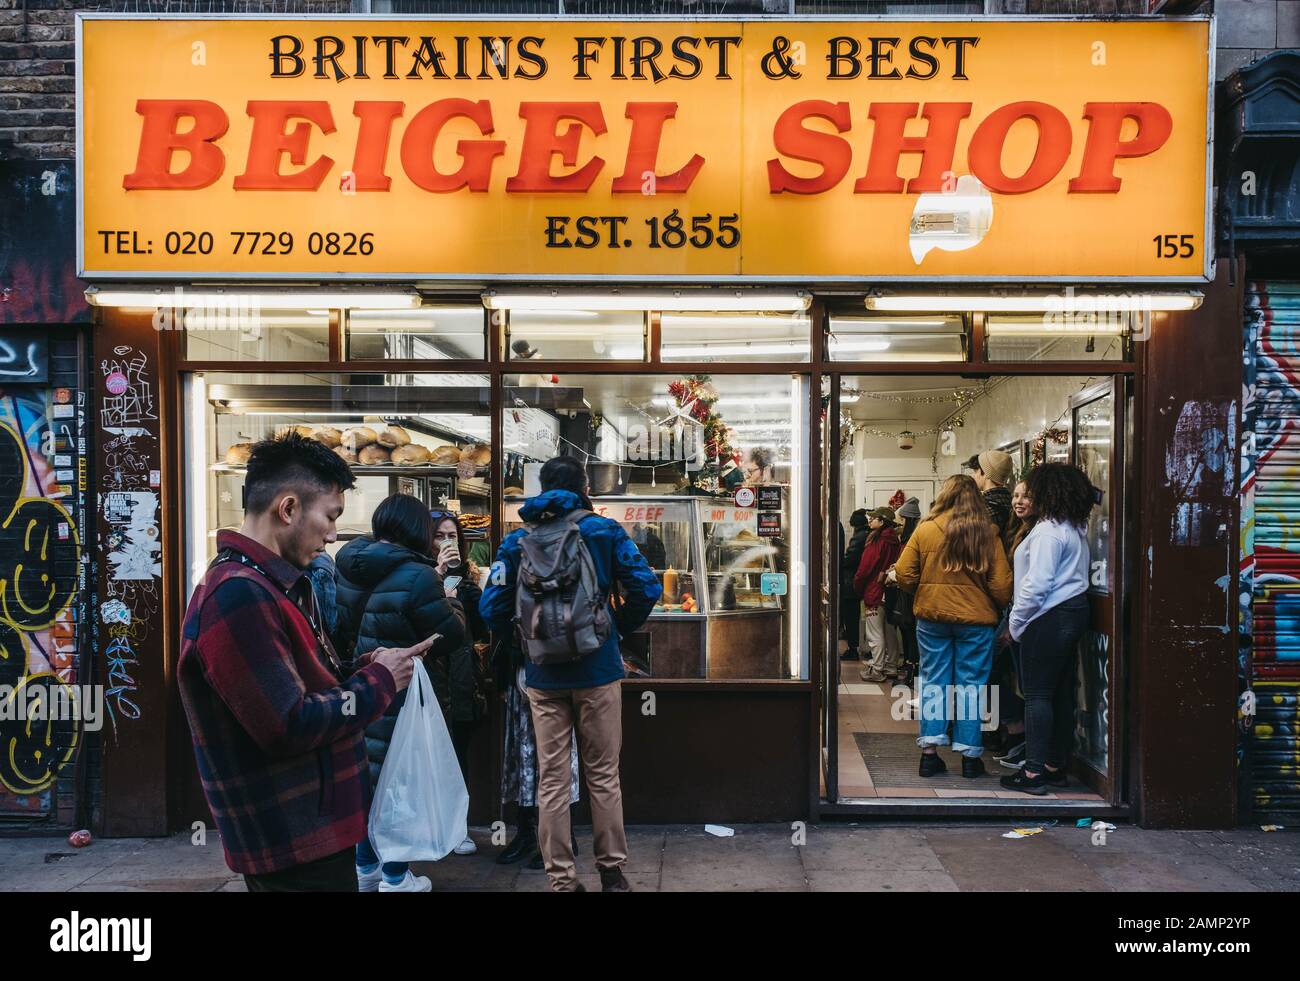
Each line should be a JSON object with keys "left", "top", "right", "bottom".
{"left": 334, "top": 537, "right": 466, "bottom": 786}
{"left": 441, "top": 560, "right": 488, "bottom": 724}
{"left": 841, "top": 527, "right": 869, "bottom": 590}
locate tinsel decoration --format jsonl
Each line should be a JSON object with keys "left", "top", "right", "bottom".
{"left": 1030, "top": 427, "right": 1070, "bottom": 466}
{"left": 667, "top": 374, "right": 736, "bottom": 493}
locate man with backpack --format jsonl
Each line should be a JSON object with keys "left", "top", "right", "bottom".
{"left": 480, "top": 456, "right": 662, "bottom": 893}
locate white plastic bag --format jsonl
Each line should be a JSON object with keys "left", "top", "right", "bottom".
{"left": 368, "top": 658, "right": 468, "bottom": 864}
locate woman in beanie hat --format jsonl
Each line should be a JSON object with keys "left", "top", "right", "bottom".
{"left": 853, "top": 507, "right": 903, "bottom": 682}
{"left": 885, "top": 497, "right": 923, "bottom": 684}
{"left": 965, "top": 450, "right": 1014, "bottom": 536}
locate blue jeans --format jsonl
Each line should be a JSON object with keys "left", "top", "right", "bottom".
{"left": 915, "top": 619, "right": 996, "bottom": 757}
{"left": 355, "top": 836, "right": 407, "bottom": 881}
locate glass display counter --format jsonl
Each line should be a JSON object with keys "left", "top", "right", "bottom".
{"left": 503, "top": 494, "right": 791, "bottom": 679}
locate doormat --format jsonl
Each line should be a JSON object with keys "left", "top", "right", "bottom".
{"left": 852, "top": 732, "right": 1010, "bottom": 791}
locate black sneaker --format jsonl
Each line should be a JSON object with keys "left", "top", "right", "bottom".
{"left": 1043, "top": 766, "right": 1068, "bottom": 787}
{"left": 996, "top": 743, "right": 1026, "bottom": 770}
{"left": 999, "top": 770, "right": 1051, "bottom": 795}
{"left": 961, "top": 757, "right": 987, "bottom": 779}
{"left": 919, "top": 752, "right": 947, "bottom": 778}
{"left": 841, "top": 648, "right": 860, "bottom": 662}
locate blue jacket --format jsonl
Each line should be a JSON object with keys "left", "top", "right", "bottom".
{"left": 480, "top": 489, "right": 662, "bottom": 690}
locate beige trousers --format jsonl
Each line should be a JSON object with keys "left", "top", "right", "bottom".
{"left": 527, "top": 680, "right": 628, "bottom": 892}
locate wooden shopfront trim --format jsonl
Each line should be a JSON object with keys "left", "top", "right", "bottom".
{"left": 150, "top": 288, "right": 1154, "bottom": 829}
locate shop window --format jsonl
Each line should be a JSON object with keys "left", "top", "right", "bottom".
{"left": 506, "top": 310, "right": 646, "bottom": 361}
{"left": 502, "top": 372, "right": 809, "bottom": 681}
{"left": 347, "top": 306, "right": 486, "bottom": 360}
{"left": 659, "top": 311, "right": 812, "bottom": 362}
{"left": 985, "top": 314, "right": 1131, "bottom": 362}
{"left": 183, "top": 371, "right": 493, "bottom": 599}
{"left": 827, "top": 314, "right": 966, "bottom": 361}
{"left": 181, "top": 308, "right": 330, "bottom": 362}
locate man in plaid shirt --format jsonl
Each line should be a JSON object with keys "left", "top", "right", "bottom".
{"left": 179, "top": 433, "right": 431, "bottom": 892}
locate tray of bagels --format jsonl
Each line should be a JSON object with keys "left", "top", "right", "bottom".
{"left": 219, "top": 424, "right": 492, "bottom": 472}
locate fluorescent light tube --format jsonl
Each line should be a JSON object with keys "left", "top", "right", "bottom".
{"left": 86, "top": 288, "right": 421, "bottom": 310}
{"left": 484, "top": 290, "right": 811, "bottom": 312}
{"left": 866, "top": 293, "right": 1202, "bottom": 312}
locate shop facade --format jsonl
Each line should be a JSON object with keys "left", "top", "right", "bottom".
{"left": 69, "top": 12, "right": 1243, "bottom": 833}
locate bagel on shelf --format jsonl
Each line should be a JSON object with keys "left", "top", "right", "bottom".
{"left": 358, "top": 444, "right": 391, "bottom": 465}
{"left": 342, "top": 426, "right": 377, "bottom": 450}
{"left": 464, "top": 444, "right": 492, "bottom": 466}
{"left": 312, "top": 426, "right": 342, "bottom": 448}
{"left": 391, "top": 443, "right": 431, "bottom": 464}
{"left": 225, "top": 443, "right": 253, "bottom": 465}
{"left": 430, "top": 445, "right": 462, "bottom": 465}
{"left": 377, "top": 425, "right": 411, "bottom": 449}
{"left": 333, "top": 445, "right": 358, "bottom": 464}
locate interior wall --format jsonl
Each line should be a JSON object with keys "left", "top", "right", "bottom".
{"left": 952, "top": 375, "right": 1095, "bottom": 478}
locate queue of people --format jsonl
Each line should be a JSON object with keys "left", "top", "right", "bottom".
{"left": 842, "top": 449, "right": 1096, "bottom": 792}
{"left": 177, "top": 429, "right": 1095, "bottom": 893}
{"left": 178, "top": 433, "right": 658, "bottom": 893}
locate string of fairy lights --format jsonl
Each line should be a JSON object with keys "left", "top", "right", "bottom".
{"left": 838, "top": 385, "right": 984, "bottom": 447}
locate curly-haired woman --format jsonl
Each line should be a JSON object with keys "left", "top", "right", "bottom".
{"left": 999, "top": 463, "right": 1095, "bottom": 795}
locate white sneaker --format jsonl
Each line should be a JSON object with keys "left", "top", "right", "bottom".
{"left": 356, "top": 865, "right": 383, "bottom": 893}
{"left": 379, "top": 870, "right": 432, "bottom": 893}
{"left": 453, "top": 836, "right": 477, "bottom": 856}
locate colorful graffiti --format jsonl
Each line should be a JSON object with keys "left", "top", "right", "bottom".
{"left": 97, "top": 346, "right": 160, "bottom": 735}
{"left": 1240, "top": 280, "right": 1300, "bottom": 821}
{"left": 0, "top": 395, "right": 82, "bottom": 801}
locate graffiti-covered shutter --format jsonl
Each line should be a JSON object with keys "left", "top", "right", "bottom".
{"left": 0, "top": 329, "right": 91, "bottom": 830}
{"left": 1242, "top": 280, "right": 1300, "bottom": 823}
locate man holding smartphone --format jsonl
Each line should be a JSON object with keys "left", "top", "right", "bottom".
{"left": 178, "top": 434, "right": 430, "bottom": 892}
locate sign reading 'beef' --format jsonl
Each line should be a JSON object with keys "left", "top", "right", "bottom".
{"left": 78, "top": 17, "right": 1211, "bottom": 280}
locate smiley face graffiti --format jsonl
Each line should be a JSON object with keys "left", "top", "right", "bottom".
{"left": 0, "top": 672, "right": 80, "bottom": 795}
{"left": 0, "top": 421, "right": 79, "bottom": 631}
{"left": 0, "top": 418, "right": 82, "bottom": 795}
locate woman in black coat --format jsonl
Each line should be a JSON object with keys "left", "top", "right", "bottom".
{"left": 429, "top": 510, "right": 490, "bottom": 853}
{"left": 840, "top": 509, "right": 869, "bottom": 661}
{"left": 335, "top": 493, "right": 466, "bottom": 893}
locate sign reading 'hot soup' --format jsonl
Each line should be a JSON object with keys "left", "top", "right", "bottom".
{"left": 78, "top": 17, "right": 1211, "bottom": 280}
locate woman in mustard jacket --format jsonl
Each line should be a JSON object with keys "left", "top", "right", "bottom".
{"left": 893, "top": 474, "right": 1013, "bottom": 779}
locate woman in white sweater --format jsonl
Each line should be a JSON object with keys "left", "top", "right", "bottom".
{"left": 999, "top": 463, "right": 1095, "bottom": 795}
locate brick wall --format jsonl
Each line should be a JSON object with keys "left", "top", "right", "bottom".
{"left": 0, "top": 1, "right": 353, "bottom": 161}
{"left": 0, "top": 1, "right": 77, "bottom": 160}
{"left": 1216, "top": 0, "right": 1300, "bottom": 79}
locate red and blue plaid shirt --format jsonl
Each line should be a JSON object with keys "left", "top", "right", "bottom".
{"left": 179, "top": 531, "right": 396, "bottom": 875}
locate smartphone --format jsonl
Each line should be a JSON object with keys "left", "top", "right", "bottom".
{"left": 443, "top": 575, "right": 463, "bottom": 592}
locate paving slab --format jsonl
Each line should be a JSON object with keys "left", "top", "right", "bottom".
{"left": 923, "top": 827, "right": 1111, "bottom": 891}
{"left": 799, "top": 827, "right": 944, "bottom": 872}
{"left": 1069, "top": 849, "right": 1264, "bottom": 892}
{"left": 660, "top": 830, "right": 807, "bottom": 890}
{"left": 806, "top": 869, "right": 960, "bottom": 892}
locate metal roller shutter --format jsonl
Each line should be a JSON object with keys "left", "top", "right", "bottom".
{"left": 1242, "top": 280, "right": 1300, "bottom": 823}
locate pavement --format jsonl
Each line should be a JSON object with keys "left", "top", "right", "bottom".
{"left": 1, "top": 822, "right": 1297, "bottom": 892}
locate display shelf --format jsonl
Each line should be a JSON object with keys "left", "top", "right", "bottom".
{"left": 211, "top": 462, "right": 490, "bottom": 478}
